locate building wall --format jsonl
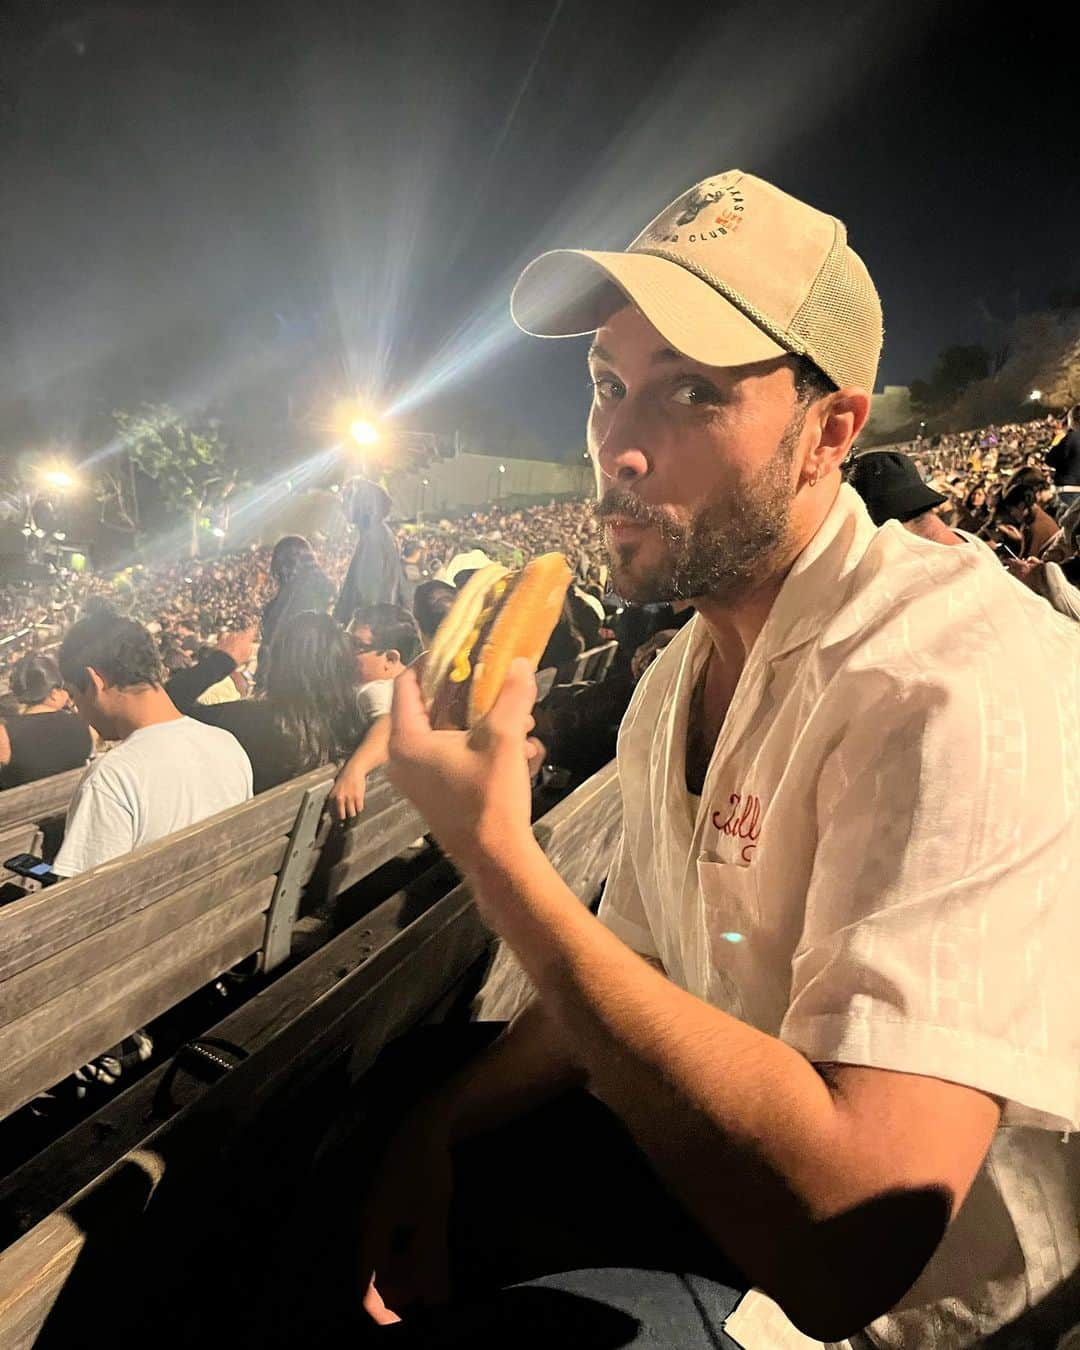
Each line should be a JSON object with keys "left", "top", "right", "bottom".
{"left": 864, "top": 385, "right": 914, "bottom": 443}
{"left": 383, "top": 451, "right": 594, "bottom": 518}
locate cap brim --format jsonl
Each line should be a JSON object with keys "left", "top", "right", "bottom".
{"left": 510, "top": 249, "right": 788, "bottom": 368}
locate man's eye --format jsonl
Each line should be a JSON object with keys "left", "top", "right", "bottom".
{"left": 591, "top": 376, "right": 625, "bottom": 402}
{"left": 671, "top": 380, "right": 721, "bottom": 407}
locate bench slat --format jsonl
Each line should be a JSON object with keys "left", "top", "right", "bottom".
{"left": 0, "top": 890, "right": 271, "bottom": 1119}
{"left": 0, "top": 837, "right": 288, "bottom": 1029}
{"left": 0, "top": 766, "right": 333, "bottom": 985}
{"left": 0, "top": 824, "right": 41, "bottom": 867}
{"left": 536, "top": 759, "right": 622, "bottom": 897}
{"left": 0, "top": 888, "right": 489, "bottom": 1347}
{"left": 325, "top": 798, "right": 427, "bottom": 901}
{"left": 0, "top": 767, "right": 84, "bottom": 832}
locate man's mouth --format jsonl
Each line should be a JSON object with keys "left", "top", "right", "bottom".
{"left": 603, "top": 518, "right": 650, "bottom": 539}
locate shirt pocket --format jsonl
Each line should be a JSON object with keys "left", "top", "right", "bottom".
{"left": 696, "top": 854, "right": 761, "bottom": 940}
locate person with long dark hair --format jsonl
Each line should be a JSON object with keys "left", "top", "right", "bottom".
{"left": 193, "top": 611, "right": 368, "bottom": 793}
{"left": 256, "top": 535, "right": 334, "bottom": 688}
{"left": 0, "top": 653, "right": 92, "bottom": 789}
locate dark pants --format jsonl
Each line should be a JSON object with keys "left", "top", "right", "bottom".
{"left": 360, "top": 1025, "right": 748, "bottom": 1348}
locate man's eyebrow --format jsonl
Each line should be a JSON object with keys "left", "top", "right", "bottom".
{"left": 586, "top": 342, "right": 687, "bottom": 366}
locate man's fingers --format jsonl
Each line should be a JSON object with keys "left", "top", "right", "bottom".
{"left": 486, "top": 659, "right": 537, "bottom": 738}
{"left": 363, "top": 1278, "right": 402, "bottom": 1326}
{"left": 526, "top": 737, "right": 547, "bottom": 778}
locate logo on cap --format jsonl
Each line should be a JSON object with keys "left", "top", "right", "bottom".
{"left": 644, "top": 180, "right": 746, "bottom": 247}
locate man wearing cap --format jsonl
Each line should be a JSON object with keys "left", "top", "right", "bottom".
{"left": 365, "top": 172, "right": 1080, "bottom": 1348}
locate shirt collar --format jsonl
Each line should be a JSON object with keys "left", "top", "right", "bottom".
{"left": 755, "top": 483, "right": 879, "bottom": 664}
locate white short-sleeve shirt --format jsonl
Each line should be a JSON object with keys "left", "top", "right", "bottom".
{"left": 53, "top": 716, "right": 254, "bottom": 877}
{"left": 599, "top": 484, "right": 1080, "bottom": 1349}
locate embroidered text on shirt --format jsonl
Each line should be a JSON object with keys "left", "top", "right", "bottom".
{"left": 713, "top": 793, "right": 762, "bottom": 864}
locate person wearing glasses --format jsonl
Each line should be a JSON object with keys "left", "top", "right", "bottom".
{"left": 329, "top": 604, "right": 422, "bottom": 821}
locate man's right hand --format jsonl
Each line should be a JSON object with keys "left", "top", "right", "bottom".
{"left": 359, "top": 1109, "right": 456, "bottom": 1320}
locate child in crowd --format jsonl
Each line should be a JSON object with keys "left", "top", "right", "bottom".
{"left": 328, "top": 604, "right": 422, "bottom": 821}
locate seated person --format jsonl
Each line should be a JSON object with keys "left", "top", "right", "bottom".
{"left": 52, "top": 611, "right": 253, "bottom": 879}
{"left": 0, "top": 653, "right": 92, "bottom": 789}
{"left": 412, "top": 579, "right": 456, "bottom": 647}
{"left": 193, "top": 612, "right": 369, "bottom": 795}
{"left": 981, "top": 471, "right": 1059, "bottom": 557}
{"left": 329, "top": 604, "right": 422, "bottom": 821}
{"left": 359, "top": 175, "right": 1080, "bottom": 1350}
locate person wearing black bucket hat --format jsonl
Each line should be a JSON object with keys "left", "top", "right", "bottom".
{"left": 846, "top": 449, "right": 974, "bottom": 549}
{"left": 845, "top": 450, "right": 948, "bottom": 526}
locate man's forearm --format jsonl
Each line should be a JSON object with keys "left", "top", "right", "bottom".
{"left": 428, "top": 997, "right": 587, "bottom": 1146}
{"left": 464, "top": 837, "right": 926, "bottom": 1325}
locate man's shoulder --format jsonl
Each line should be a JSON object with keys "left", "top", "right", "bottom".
{"left": 122, "top": 716, "right": 251, "bottom": 763}
{"left": 822, "top": 528, "right": 1080, "bottom": 708}
{"left": 175, "top": 714, "right": 257, "bottom": 757}
{"left": 70, "top": 746, "right": 133, "bottom": 805}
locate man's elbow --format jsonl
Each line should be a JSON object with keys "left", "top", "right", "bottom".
{"left": 765, "top": 1185, "right": 952, "bottom": 1342}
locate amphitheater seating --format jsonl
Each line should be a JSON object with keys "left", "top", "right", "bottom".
{"left": 0, "top": 760, "right": 622, "bottom": 1348}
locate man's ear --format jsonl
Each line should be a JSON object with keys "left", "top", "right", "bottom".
{"left": 84, "top": 666, "right": 108, "bottom": 698}
{"left": 812, "top": 388, "right": 872, "bottom": 477}
{"left": 385, "top": 649, "right": 401, "bottom": 668}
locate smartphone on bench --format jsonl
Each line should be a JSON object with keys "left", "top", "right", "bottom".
{"left": 4, "top": 853, "right": 61, "bottom": 888}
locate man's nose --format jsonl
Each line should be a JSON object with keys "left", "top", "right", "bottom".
{"left": 595, "top": 416, "right": 649, "bottom": 487}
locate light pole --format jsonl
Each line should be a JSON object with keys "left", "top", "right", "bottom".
{"left": 497, "top": 462, "right": 506, "bottom": 504}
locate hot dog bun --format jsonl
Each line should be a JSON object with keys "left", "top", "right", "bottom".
{"left": 421, "top": 552, "right": 571, "bottom": 729}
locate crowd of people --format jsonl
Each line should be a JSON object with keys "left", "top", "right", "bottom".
{"left": 6, "top": 410, "right": 1076, "bottom": 1131}
{"left": 0, "top": 485, "right": 654, "bottom": 1131}
{"left": 3, "top": 402, "right": 1080, "bottom": 808}
{"left": 849, "top": 407, "right": 1080, "bottom": 614}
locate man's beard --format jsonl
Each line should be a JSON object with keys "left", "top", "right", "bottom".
{"left": 594, "top": 419, "right": 800, "bottom": 605}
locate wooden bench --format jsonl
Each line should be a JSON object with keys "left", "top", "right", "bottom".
{"left": 0, "top": 761, "right": 425, "bottom": 1127}
{"left": 310, "top": 775, "right": 428, "bottom": 912}
{"left": 0, "top": 766, "right": 335, "bottom": 1123}
{"left": 0, "top": 762, "right": 623, "bottom": 1349}
{"left": 572, "top": 639, "right": 618, "bottom": 684}
{"left": 0, "top": 766, "right": 84, "bottom": 872}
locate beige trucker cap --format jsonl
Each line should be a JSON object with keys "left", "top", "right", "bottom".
{"left": 510, "top": 170, "right": 883, "bottom": 394}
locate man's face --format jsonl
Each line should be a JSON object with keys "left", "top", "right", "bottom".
{"left": 350, "top": 625, "right": 391, "bottom": 683}
{"left": 67, "top": 669, "right": 118, "bottom": 739}
{"left": 586, "top": 306, "right": 808, "bottom": 605}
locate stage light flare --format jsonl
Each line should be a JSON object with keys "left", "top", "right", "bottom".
{"left": 351, "top": 418, "right": 380, "bottom": 447}
{"left": 382, "top": 1, "right": 919, "bottom": 421}
{"left": 40, "top": 467, "right": 76, "bottom": 490}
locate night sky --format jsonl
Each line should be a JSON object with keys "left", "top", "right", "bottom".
{"left": 0, "top": 0, "right": 1076, "bottom": 468}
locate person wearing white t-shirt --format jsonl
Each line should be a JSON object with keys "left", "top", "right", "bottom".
{"left": 358, "top": 174, "right": 1080, "bottom": 1350}
{"left": 53, "top": 611, "right": 253, "bottom": 878}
